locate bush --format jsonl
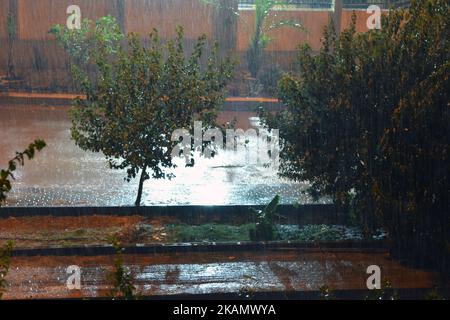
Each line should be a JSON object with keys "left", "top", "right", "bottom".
{"left": 261, "top": 0, "right": 449, "bottom": 272}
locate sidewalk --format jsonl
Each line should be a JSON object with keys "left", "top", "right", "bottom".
{"left": 4, "top": 250, "right": 435, "bottom": 299}
{"left": 0, "top": 91, "right": 282, "bottom": 111}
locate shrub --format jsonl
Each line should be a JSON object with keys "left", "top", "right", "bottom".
{"left": 249, "top": 195, "right": 282, "bottom": 241}
{"left": 261, "top": 0, "right": 449, "bottom": 271}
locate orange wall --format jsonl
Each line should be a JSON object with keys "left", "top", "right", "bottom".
{"left": 14, "top": 0, "right": 213, "bottom": 41}
{"left": 237, "top": 9, "right": 382, "bottom": 52}
{"left": 4, "top": 2, "right": 383, "bottom": 48}
{"left": 125, "top": 0, "right": 214, "bottom": 39}
{"left": 0, "top": 0, "right": 10, "bottom": 40}
{"left": 237, "top": 10, "right": 330, "bottom": 52}
{"left": 0, "top": 1, "right": 388, "bottom": 90}
{"left": 17, "top": 0, "right": 118, "bottom": 40}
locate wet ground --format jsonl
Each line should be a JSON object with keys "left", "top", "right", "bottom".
{"left": 0, "top": 214, "right": 386, "bottom": 249}
{"left": 0, "top": 104, "right": 318, "bottom": 207}
{"left": 3, "top": 251, "right": 435, "bottom": 299}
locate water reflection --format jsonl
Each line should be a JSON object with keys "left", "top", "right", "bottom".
{"left": 0, "top": 105, "right": 319, "bottom": 207}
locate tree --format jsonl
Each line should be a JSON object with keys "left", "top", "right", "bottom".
{"left": 50, "top": 17, "right": 235, "bottom": 206}
{"left": 200, "top": 0, "right": 304, "bottom": 77}
{"left": 0, "top": 140, "right": 46, "bottom": 204}
{"left": 262, "top": 0, "right": 449, "bottom": 271}
{"left": 245, "top": 0, "right": 304, "bottom": 77}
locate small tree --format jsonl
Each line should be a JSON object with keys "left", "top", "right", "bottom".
{"left": 51, "top": 17, "right": 235, "bottom": 206}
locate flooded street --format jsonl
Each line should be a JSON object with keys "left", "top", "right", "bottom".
{"left": 0, "top": 104, "right": 312, "bottom": 207}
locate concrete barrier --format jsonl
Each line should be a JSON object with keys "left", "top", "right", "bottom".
{"left": 0, "top": 204, "right": 346, "bottom": 225}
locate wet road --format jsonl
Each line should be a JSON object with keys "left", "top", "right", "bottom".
{"left": 3, "top": 251, "right": 435, "bottom": 299}
{"left": 0, "top": 105, "right": 317, "bottom": 207}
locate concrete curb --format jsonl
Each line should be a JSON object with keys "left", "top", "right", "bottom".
{"left": 0, "top": 204, "right": 345, "bottom": 225}
{"left": 12, "top": 240, "right": 388, "bottom": 257}
{"left": 0, "top": 93, "right": 285, "bottom": 111}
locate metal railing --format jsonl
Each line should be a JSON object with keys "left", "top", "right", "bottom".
{"left": 238, "top": 0, "right": 411, "bottom": 10}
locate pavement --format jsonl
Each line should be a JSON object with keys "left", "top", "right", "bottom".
{"left": 3, "top": 250, "right": 436, "bottom": 300}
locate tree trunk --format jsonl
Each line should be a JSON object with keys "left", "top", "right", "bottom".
{"left": 135, "top": 166, "right": 147, "bottom": 207}
{"left": 7, "top": 43, "right": 15, "bottom": 80}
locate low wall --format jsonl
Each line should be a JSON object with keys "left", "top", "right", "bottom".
{"left": 0, "top": 204, "right": 346, "bottom": 225}
{"left": 0, "top": 0, "right": 386, "bottom": 91}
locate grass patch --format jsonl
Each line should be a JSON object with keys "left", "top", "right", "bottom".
{"left": 39, "top": 227, "right": 121, "bottom": 242}
{"left": 276, "top": 225, "right": 360, "bottom": 241}
{"left": 164, "top": 224, "right": 384, "bottom": 243}
{"left": 166, "top": 224, "right": 254, "bottom": 242}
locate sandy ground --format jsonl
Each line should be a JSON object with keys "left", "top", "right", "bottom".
{"left": 3, "top": 251, "right": 437, "bottom": 300}
{"left": 0, "top": 215, "right": 177, "bottom": 248}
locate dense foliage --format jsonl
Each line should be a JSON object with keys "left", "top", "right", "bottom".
{"left": 51, "top": 17, "right": 235, "bottom": 206}
{"left": 262, "top": 0, "right": 449, "bottom": 271}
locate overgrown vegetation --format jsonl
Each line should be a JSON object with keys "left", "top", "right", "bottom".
{"left": 0, "top": 241, "right": 13, "bottom": 299}
{"left": 261, "top": 0, "right": 449, "bottom": 272}
{"left": 0, "top": 140, "right": 46, "bottom": 204}
{"left": 50, "top": 16, "right": 235, "bottom": 206}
